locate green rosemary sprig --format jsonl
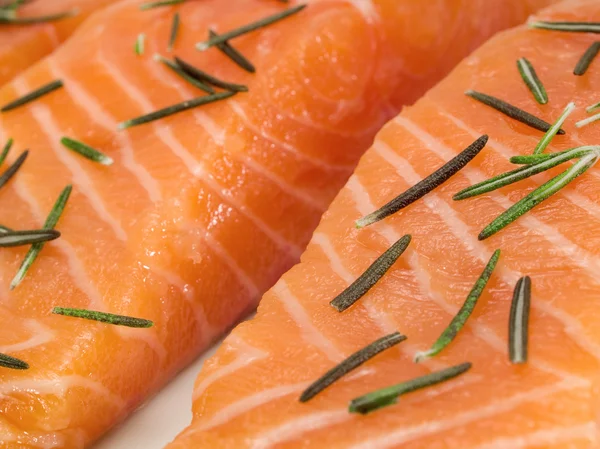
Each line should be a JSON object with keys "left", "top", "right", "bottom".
{"left": 330, "top": 235, "right": 412, "bottom": 312}
{"left": 0, "top": 352, "right": 28, "bottom": 370}
{"left": 509, "top": 276, "right": 531, "bottom": 364}
{"left": 349, "top": 362, "right": 472, "bottom": 414}
{"left": 510, "top": 146, "right": 597, "bottom": 165}
{"left": 415, "top": 250, "right": 500, "bottom": 362}
{"left": 0, "top": 9, "right": 76, "bottom": 24}
{"left": 167, "top": 12, "right": 180, "bottom": 52}
{"left": 174, "top": 57, "right": 248, "bottom": 92}
{"left": 60, "top": 137, "right": 113, "bottom": 165}
{"left": 52, "top": 307, "right": 153, "bottom": 328}
{"left": 465, "top": 90, "right": 564, "bottom": 134}
{"left": 576, "top": 111, "right": 600, "bottom": 129}
{"left": 574, "top": 42, "right": 600, "bottom": 76}
{"left": 196, "top": 5, "right": 307, "bottom": 50}
{"left": 533, "top": 102, "right": 575, "bottom": 154}
{"left": 479, "top": 152, "right": 598, "bottom": 240}
{"left": 0, "top": 150, "right": 28, "bottom": 191}
{"left": 135, "top": 33, "right": 146, "bottom": 55}
{"left": 356, "top": 135, "right": 488, "bottom": 228}
{"left": 118, "top": 91, "right": 236, "bottom": 129}
{"left": 208, "top": 29, "right": 255, "bottom": 73}
{"left": 530, "top": 21, "right": 600, "bottom": 34}
{"left": 516, "top": 58, "right": 547, "bottom": 104}
{"left": 300, "top": 332, "right": 407, "bottom": 402}
{"left": 0, "top": 229, "right": 60, "bottom": 247}
{"left": 140, "top": 0, "right": 184, "bottom": 10}
{"left": 1, "top": 80, "right": 63, "bottom": 112}
{"left": 11, "top": 185, "right": 72, "bottom": 289}
{"left": 0, "top": 224, "right": 12, "bottom": 233}
{"left": 154, "top": 54, "right": 214, "bottom": 93}
{"left": 586, "top": 101, "right": 600, "bottom": 113}
{"left": 0, "top": 137, "right": 13, "bottom": 166}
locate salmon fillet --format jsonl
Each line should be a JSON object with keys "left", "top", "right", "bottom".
{"left": 0, "top": 0, "right": 557, "bottom": 447}
{"left": 0, "top": 0, "right": 118, "bottom": 86}
{"left": 167, "top": 0, "right": 600, "bottom": 448}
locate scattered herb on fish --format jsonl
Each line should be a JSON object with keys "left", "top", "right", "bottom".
{"left": 516, "top": 58, "right": 547, "bottom": 104}
{"left": 0, "top": 229, "right": 60, "bottom": 247}
{"left": 154, "top": 54, "right": 214, "bottom": 93}
{"left": 118, "top": 91, "right": 236, "bottom": 129}
{"left": 52, "top": 307, "right": 154, "bottom": 328}
{"left": 349, "top": 362, "right": 472, "bottom": 414}
{"left": 60, "top": 137, "right": 113, "bottom": 166}
{"left": 574, "top": 42, "right": 600, "bottom": 76}
{"left": 11, "top": 185, "right": 72, "bottom": 289}
{"left": 509, "top": 276, "right": 531, "bottom": 364}
{"left": 208, "top": 29, "right": 256, "bottom": 73}
{"left": 167, "top": 12, "right": 180, "bottom": 52}
{"left": 415, "top": 250, "right": 500, "bottom": 362}
{"left": 0, "top": 352, "right": 28, "bottom": 370}
{"left": 587, "top": 101, "right": 600, "bottom": 113}
{"left": 530, "top": 21, "right": 600, "bottom": 34}
{"left": 196, "top": 4, "right": 307, "bottom": 51}
{"left": 330, "top": 235, "right": 412, "bottom": 312}
{"left": 479, "top": 153, "right": 598, "bottom": 240}
{"left": 135, "top": 33, "right": 146, "bottom": 55}
{"left": 0, "top": 150, "right": 27, "bottom": 191}
{"left": 174, "top": 56, "right": 248, "bottom": 92}
{"left": 0, "top": 224, "right": 12, "bottom": 233}
{"left": 0, "top": 137, "right": 13, "bottom": 166}
{"left": 454, "top": 146, "right": 597, "bottom": 200}
{"left": 465, "top": 90, "right": 565, "bottom": 135}
{"left": 139, "top": 0, "right": 184, "bottom": 10}
{"left": 0, "top": 9, "right": 77, "bottom": 24}
{"left": 300, "top": 332, "right": 407, "bottom": 403}
{"left": 1, "top": 80, "right": 63, "bottom": 112}
{"left": 533, "top": 102, "right": 575, "bottom": 154}
{"left": 576, "top": 111, "right": 600, "bottom": 129}
{"left": 356, "top": 135, "right": 488, "bottom": 228}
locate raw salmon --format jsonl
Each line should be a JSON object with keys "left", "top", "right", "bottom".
{"left": 167, "top": 0, "right": 600, "bottom": 448}
{"left": 0, "top": 0, "right": 117, "bottom": 86}
{"left": 0, "top": 0, "right": 557, "bottom": 447}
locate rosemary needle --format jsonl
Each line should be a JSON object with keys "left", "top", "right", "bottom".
{"left": 517, "top": 58, "right": 547, "bottom": 104}
{"left": 135, "top": 33, "right": 146, "bottom": 56}
{"left": 356, "top": 135, "right": 488, "bottom": 228}
{"left": 196, "top": 4, "right": 307, "bottom": 50}
{"left": 174, "top": 56, "right": 248, "bottom": 92}
{"left": 509, "top": 276, "right": 531, "bottom": 364}
{"left": 586, "top": 101, "right": 600, "bottom": 113}
{"left": 1, "top": 80, "right": 63, "bottom": 112}
{"left": 208, "top": 29, "right": 256, "bottom": 73}
{"left": 0, "top": 352, "right": 28, "bottom": 370}
{"left": 465, "top": 90, "right": 565, "bottom": 135}
{"left": 11, "top": 185, "right": 72, "bottom": 289}
{"left": 530, "top": 21, "right": 600, "bottom": 34}
{"left": 415, "top": 250, "right": 500, "bottom": 362}
{"left": 154, "top": 54, "right": 214, "bottom": 93}
{"left": 118, "top": 91, "right": 236, "bottom": 129}
{"left": 52, "top": 307, "right": 153, "bottom": 328}
{"left": 0, "top": 150, "right": 27, "bottom": 191}
{"left": 510, "top": 146, "right": 599, "bottom": 164}
{"left": 0, "top": 229, "right": 60, "bottom": 247}
{"left": 60, "top": 137, "right": 113, "bottom": 165}
{"left": 167, "top": 12, "right": 180, "bottom": 52}
{"left": 574, "top": 42, "right": 600, "bottom": 76}
{"left": 349, "top": 362, "right": 472, "bottom": 414}
{"left": 576, "top": 111, "right": 600, "bottom": 129}
{"left": 140, "top": 0, "right": 184, "bottom": 10}
{"left": 479, "top": 153, "right": 598, "bottom": 240}
{"left": 533, "top": 102, "right": 575, "bottom": 154}
{"left": 0, "top": 137, "right": 13, "bottom": 166}
{"left": 453, "top": 146, "right": 595, "bottom": 201}
{"left": 0, "top": 224, "right": 12, "bottom": 233}
{"left": 300, "top": 332, "right": 407, "bottom": 402}
{"left": 0, "top": 9, "right": 76, "bottom": 24}
{"left": 330, "top": 235, "right": 412, "bottom": 312}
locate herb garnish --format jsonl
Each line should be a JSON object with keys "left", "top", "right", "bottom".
{"left": 139, "top": 0, "right": 184, "bottom": 10}
{"left": 0, "top": 8, "right": 76, "bottom": 25}
{"left": 208, "top": 30, "right": 255, "bottom": 73}
{"left": 530, "top": 21, "right": 600, "bottom": 34}
{"left": 466, "top": 90, "right": 564, "bottom": 134}
{"left": 118, "top": 91, "right": 236, "bottom": 129}
{"left": 60, "top": 137, "right": 113, "bottom": 165}
{"left": 0, "top": 229, "right": 60, "bottom": 247}
{"left": 52, "top": 307, "right": 154, "bottom": 328}
{"left": 509, "top": 276, "right": 531, "bottom": 364}
{"left": 196, "top": 5, "right": 307, "bottom": 51}
{"left": 1, "top": 80, "right": 63, "bottom": 112}
{"left": 300, "top": 332, "right": 407, "bottom": 402}
{"left": 576, "top": 112, "right": 600, "bottom": 129}
{"left": 356, "top": 135, "right": 488, "bottom": 228}
{"left": 348, "top": 362, "right": 472, "bottom": 414}
{"left": 0, "top": 150, "right": 28, "bottom": 191}
{"left": 574, "top": 42, "right": 600, "bottom": 76}
{"left": 11, "top": 185, "right": 72, "bottom": 289}
{"left": 516, "top": 58, "right": 547, "bottom": 104}
{"left": 0, "top": 352, "right": 28, "bottom": 370}
{"left": 135, "top": 33, "right": 146, "bottom": 55}
{"left": 330, "top": 235, "right": 412, "bottom": 312}
{"left": 532, "top": 102, "right": 575, "bottom": 154}
{"left": 0, "top": 137, "right": 13, "bottom": 166}
{"left": 415, "top": 250, "right": 500, "bottom": 362}
{"left": 168, "top": 12, "right": 180, "bottom": 52}
{"left": 174, "top": 56, "right": 248, "bottom": 92}
{"left": 154, "top": 54, "right": 214, "bottom": 93}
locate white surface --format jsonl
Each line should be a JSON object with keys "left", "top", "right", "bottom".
{"left": 94, "top": 342, "right": 222, "bottom": 449}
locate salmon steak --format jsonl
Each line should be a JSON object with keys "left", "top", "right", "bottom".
{"left": 168, "top": 0, "right": 600, "bottom": 448}
{"left": 0, "top": 0, "right": 118, "bottom": 86}
{"left": 0, "top": 0, "right": 557, "bottom": 447}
